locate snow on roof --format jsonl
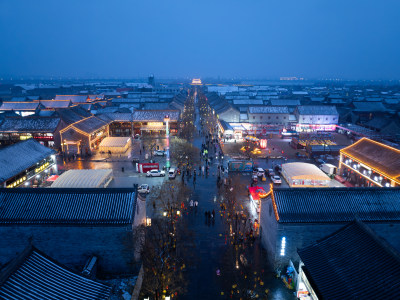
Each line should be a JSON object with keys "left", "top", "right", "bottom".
{"left": 40, "top": 100, "right": 71, "bottom": 109}
{"left": 232, "top": 100, "right": 264, "bottom": 106}
{"left": 0, "top": 139, "right": 55, "bottom": 183}
{"left": 296, "top": 105, "right": 338, "bottom": 115}
{"left": 270, "top": 99, "right": 301, "bottom": 106}
{"left": 133, "top": 110, "right": 180, "bottom": 121}
{"left": 248, "top": 106, "right": 289, "bottom": 114}
{"left": 55, "top": 95, "right": 89, "bottom": 103}
{"left": 0, "top": 117, "right": 60, "bottom": 133}
{"left": 51, "top": 169, "right": 113, "bottom": 188}
{"left": 0, "top": 102, "right": 40, "bottom": 111}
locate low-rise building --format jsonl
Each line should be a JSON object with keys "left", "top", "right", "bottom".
{"left": 0, "top": 139, "right": 56, "bottom": 188}
{"left": 297, "top": 220, "right": 400, "bottom": 299}
{"left": 294, "top": 106, "right": 338, "bottom": 132}
{"left": 0, "top": 188, "right": 145, "bottom": 276}
{"left": 339, "top": 137, "right": 400, "bottom": 187}
{"left": 0, "top": 245, "right": 112, "bottom": 299}
{"left": 260, "top": 187, "right": 400, "bottom": 269}
{"left": 248, "top": 106, "right": 290, "bottom": 125}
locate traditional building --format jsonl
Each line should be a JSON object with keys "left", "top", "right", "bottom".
{"left": 0, "top": 116, "right": 62, "bottom": 147}
{"left": 0, "top": 188, "right": 145, "bottom": 276}
{"left": 0, "top": 139, "right": 56, "bottom": 188}
{"left": 0, "top": 245, "right": 111, "bottom": 300}
{"left": 297, "top": 220, "right": 400, "bottom": 299}
{"left": 339, "top": 138, "right": 400, "bottom": 187}
{"left": 248, "top": 106, "right": 290, "bottom": 125}
{"left": 0, "top": 102, "right": 43, "bottom": 116}
{"left": 260, "top": 187, "right": 400, "bottom": 269}
{"left": 294, "top": 106, "right": 338, "bottom": 132}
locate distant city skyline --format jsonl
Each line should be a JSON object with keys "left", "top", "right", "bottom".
{"left": 1, "top": 0, "right": 400, "bottom": 80}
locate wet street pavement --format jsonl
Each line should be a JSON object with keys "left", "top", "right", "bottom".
{"left": 57, "top": 95, "right": 296, "bottom": 299}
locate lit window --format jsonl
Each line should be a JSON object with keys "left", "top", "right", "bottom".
{"left": 280, "top": 237, "right": 286, "bottom": 256}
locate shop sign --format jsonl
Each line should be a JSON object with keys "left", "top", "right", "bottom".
{"left": 7, "top": 176, "right": 27, "bottom": 188}
{"left": 35, "top": 162, "right": 50, "bottom": 173}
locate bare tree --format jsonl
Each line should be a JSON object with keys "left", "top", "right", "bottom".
{"left": 140, "top": 182, "right": 195, "bottom": 300}
{"left": 170, "top": 137, "right": 200, "bottom": 168}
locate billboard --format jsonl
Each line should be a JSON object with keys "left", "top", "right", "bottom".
{"left": 228, "top": 160, "right": 254, "bottom": 172}
{"left": 138, "top": 163, "right": 159, "bottom": 173}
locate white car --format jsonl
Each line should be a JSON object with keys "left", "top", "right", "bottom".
{"left": 138, "top": 184, "right": 150, "bottom": 194}
{"left": 153, "top": 150, "right": 165, "bottom": 156}
{"left": 146, "top": 169, "right": 165, "bottom": 177}
{"left": 256, "top": 168, "right": 265, "bottom": 177}
{"left": 271, "top": 175, "right": 282, "bottom": 184}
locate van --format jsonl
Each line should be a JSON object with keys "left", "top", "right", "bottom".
{"left": 168, "top": 168, "right": 176, "bottom": 179}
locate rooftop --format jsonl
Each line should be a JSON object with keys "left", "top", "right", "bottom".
{"left": 296, "top": 105, "right": 338, "bottom": 115}
{"left": 298, "top": 220, "right": 400, "bottom": 299}
{"left": 0, "top": 188, "right": 137, "bottom": 225}
{"left": 0, "top": 139, "right": 55, "bottom": 183}
{"left": 0, "top": 102, "right": 41, "bottom": 111}
{"left": 0, "top": 117, "right": 60, "bottom": 133}
{"left": 248, "top": 106, "right": 289, "bottom": 114}
{"left": 132, "top": 110, "right": 180, "bottom": 122}
{"left": 0, "top": 246, "right": 111, "bottom": 300}
{"left": 267, "top": 187, "right": 400, "bottom": 223}
{"left": 341, "top": 138, "right": 400, "bottom": 181}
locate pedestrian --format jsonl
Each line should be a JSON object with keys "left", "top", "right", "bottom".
{"left": 140, "top": 149, "right": 142, "bottom": 155}
{"left": 212, "top": 209, "right": 215, "bottom": 218}
{"left": 190, "top": 200, "right": 194, "bottom": 207}
{"left": 194, "top": 200, "right": 198, "bottom": 207}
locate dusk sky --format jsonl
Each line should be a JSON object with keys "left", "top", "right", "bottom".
{"left": 1, "top": 0, "right": 400, "bottom": 80}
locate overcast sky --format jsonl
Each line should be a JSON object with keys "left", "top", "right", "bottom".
{"left": 1, "top": 0, "right": 400, "bottom": 80}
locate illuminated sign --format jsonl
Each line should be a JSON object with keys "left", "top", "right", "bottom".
{"left": 35, "top": 162, "right": 50, "bottom": 173}
{"left": 7, "top": 176, "right": 27, "bottom": 188}
{"left": 147, "top": 122, "right": 164, "bottom": 127}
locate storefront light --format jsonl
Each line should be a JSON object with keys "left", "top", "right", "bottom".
{"left": 385, "top": 183, "right": 390, "bottom": 187}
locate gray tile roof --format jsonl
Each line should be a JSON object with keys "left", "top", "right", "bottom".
{"left": 248, "top": 106, "right": 289, "bottom": 114}
{"left": 40, "top": 100, "right": 72, "bottom": 109}
{"left": 133, "top": 110, "right": 180, "bottom": 122}
{"left": 72, "top": 116, "right": 108, "bottom": 134}
{"left": 0, "top": 188, "right": 137, "bottom": 225}
{"left": 353, "top": 101, "right": 388, "bottom": 112}
{"left": 298, "top": 220, "right": 400, "bottom": 299}
{"left": 270, "top": 99, "right": 301, "bottom": 106}
{"left": 0, "top": 102, "right": 41, "bottom": 111}
{"left": 296, "top": 105, "right": 338, "bottom": 115}
{"left": 0, "top": 246, "right": 111, "bottom": 300}
{"left": 0, "top": 139, "right": 55, "bottom": 183}
{"left": 341, "top": 138, "right": 400, "bottom": 180}
{"left": 269, "top": 187, "right": 400, "bottom": 223}
{"left": 55, "top": 95, "right": 89, "bottom": 103}
{"left": 0, "top": 117, "right": 60, "bottom": 133}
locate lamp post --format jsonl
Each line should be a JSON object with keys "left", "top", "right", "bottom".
{"left": 164, "top": 115, "right": 170, "bottom": 169}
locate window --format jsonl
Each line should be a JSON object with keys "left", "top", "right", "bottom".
{"left": 318, "top": 118, "right": 320, "bottom": 121}
{"left": 253, "top": 116, "right": 255, "bottom": 120}
{"left": 284, "top": 117, "right": 286, "bottom": 119}
{"left": 303, "top": 117, "right": 305, "bottom": 121}
{"left": 333, "top": 117, "right": 336, "bottom": 120}
{"left": 280, "top": 237, "right": 286, "bottom": 256}
{"left": 326, "top": 117, "right": 328, "bottom": 121}
{"left": 268, "top": 116, "right": 271, "bottom": 119}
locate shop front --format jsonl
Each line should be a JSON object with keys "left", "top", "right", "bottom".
{"left": 295, "top": 124, "right": 336, "bottom": 132}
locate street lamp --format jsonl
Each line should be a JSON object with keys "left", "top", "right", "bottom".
{"left": 164, "top": 115, "right": 170, "bottom": 169}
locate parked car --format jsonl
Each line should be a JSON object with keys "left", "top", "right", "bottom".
{"left": 138, "top": 184, "right": 150, "bottom": 194}
{"left": 153, "top": 150, "right": 165, "bottom": 156}
{"left": 256, "top": 168, "right": 265, "bottom": 177}
{"left": 146, "top": 169, "right": 165, "bottom": 177}
{"left": 270, "top": 175, "right": 282, "bottom": 184}
{"left": 168, "top": 168, "right": 177, "bottom": 179}
{"left": 266, "top": 169, "right": 275, "bottom": 176}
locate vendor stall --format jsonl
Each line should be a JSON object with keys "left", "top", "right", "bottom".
{"left": 281, "top": 162, "right": 330, "bottom": 187}
{"left": 99, "top": 137, "right": 131, "bottom": 154}
{"left": 51, "top": 169, "right": 113, "bottom": 188}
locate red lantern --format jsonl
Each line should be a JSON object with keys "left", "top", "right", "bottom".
{"left": 260, "top": 139, "right": 267, "bottom": 149}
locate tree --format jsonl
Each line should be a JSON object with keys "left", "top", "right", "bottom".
{"left": 140, "top": 182, "right": 195, "bottom": 300}
{"left": 170, "top": 137, "right": 200, "bottom": 168}
{"left": 229, "top": 141, "right": 258, "bottom": 160}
